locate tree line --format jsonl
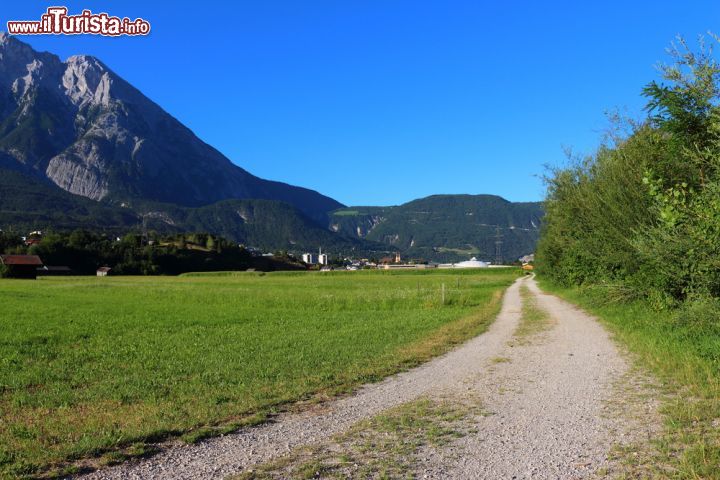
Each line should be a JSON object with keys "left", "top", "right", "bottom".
{"left": 0, "top": 230, "right": 303, "bottom": 275}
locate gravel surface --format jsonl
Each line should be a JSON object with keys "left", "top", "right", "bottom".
{"left": 415, "top": 277, "right": 659, "bottom": 479}
{"left": 80, "top": 276, "right": 659, "bottom": 479}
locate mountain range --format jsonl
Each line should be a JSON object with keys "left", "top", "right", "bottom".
{"left": 0, "top": 34, "right": 541, "bottom": 262}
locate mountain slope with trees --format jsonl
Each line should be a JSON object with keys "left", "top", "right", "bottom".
{"left": 330, "top": 195, "right": 542, "bottom": 262}
{"left": 0, "top": 166, "right": 390, "bottom": 256}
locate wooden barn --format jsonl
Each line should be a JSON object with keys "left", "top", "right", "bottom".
{"left": 0, "top": 255, "right": 44, "bottom": 279}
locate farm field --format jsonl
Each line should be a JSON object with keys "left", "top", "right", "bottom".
{"left": 0, "top": 268, "right": 517, "bottom": 477}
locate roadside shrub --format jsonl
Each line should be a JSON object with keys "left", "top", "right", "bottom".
{"left": 671, "top": 297, "right": 720, "bottom": 361}
{"left": 672, "top": 297, "right": 720, "bottom": 330}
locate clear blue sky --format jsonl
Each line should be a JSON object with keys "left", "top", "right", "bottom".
{"left": 2, "top": 1, "right": 719, "bottom": 206}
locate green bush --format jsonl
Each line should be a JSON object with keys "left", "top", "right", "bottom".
{"left": 538, "top": 37, "right": 720, "bottom": 302}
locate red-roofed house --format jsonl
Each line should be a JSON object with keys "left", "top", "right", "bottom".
{"left": 0, "top": 255, "right": 44, "bottom": 279}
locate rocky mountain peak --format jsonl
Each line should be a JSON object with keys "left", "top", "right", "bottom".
{"left": 0, "top": 35, "right": 344, "bottom": 218}
{"left": 63, "top": 55, "right": 114, "bottom": 106}
{"left": 0, "top": 35, "right": 114, "bottom": 105}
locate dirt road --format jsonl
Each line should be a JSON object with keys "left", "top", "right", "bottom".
{"left": 82, "top": 275, "right": 658, "bottom": 479}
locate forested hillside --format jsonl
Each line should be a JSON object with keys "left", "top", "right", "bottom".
{"left": 0, "top": 167, "right": 391, "bottom": 257}
{"left": 330, "top": 195, "right": 542, "bottom": 263}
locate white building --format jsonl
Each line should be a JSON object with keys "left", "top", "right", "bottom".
{"left": 317, "top": 247, "right": 329, "bottom": 265}
{"left": 302, "top": 253, "right": 316, "bottom": 264}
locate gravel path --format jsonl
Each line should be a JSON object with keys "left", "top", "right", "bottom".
{"left": 81, "top": 276, "right": 658, "bottom": 479}
{"left": 416, "top": 276, "right": 659, "bottom": 479}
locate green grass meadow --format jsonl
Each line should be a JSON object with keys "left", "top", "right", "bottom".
{"left": 0, "top": 269, "right": 516, "bottom": 477}
{"left": 537, "top": 278, "right": 720, "bottom": 479}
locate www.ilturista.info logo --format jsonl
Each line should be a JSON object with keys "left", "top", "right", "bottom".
{"left": 7, "top": 7, "right": 150, "bottom": 36}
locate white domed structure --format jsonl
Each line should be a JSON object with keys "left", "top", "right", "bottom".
{"left": 454, "top": 257, "right": 489, "bottom": 268}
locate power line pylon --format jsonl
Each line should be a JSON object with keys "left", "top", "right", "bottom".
{"left": 494, "top": 226, "right": 503, "bottom": 265}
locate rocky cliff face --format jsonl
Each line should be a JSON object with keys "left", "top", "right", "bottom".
{"left": 0, "top": 33, "right": 342, "bottom": 220}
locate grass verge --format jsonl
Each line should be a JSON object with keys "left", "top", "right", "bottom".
{"left": 512, "top": 283, "right": 553, "bottom": 345}
{"left": 537, "top": 277, "right": 720, "bottom": 479}
{"left": 232, "top": 395, "right": 486, "bottom": 479}
{"left": 0, "top": 269, "right": 516, "bottom": 478}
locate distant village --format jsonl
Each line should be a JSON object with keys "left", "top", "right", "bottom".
{"left": 0, "top": 230, "right": 534, "bottom": 279}
{"left": 298, "top": 248, "right": 534, "bottom": 272}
